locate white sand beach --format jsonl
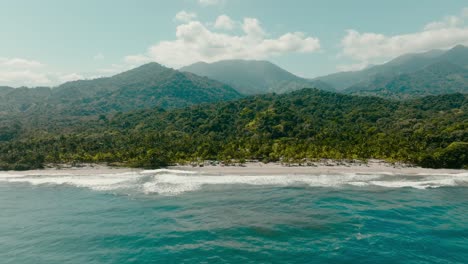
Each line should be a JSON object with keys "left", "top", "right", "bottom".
{"left": 1, "top": 160, "right": 465, "bottom": 177}
{"left": 170, "top": 160, "right": 467, "bottom": 176}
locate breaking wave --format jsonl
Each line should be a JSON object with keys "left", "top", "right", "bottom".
{"left": 1, "top": 169, "right": 467, "bottom": 195}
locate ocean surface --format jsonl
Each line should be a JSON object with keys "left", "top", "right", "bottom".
{"left": 0, "top": 169, "right": 467, "bottom": 263}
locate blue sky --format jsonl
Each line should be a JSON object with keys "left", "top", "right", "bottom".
{"left": 0, "top": 0, "right": 467, "bottom": 87}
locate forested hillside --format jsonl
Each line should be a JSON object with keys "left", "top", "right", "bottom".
{"left": 1, "top": 89, "right": 466, "bottom": 170}
{"left": 345, "top": 61, "right": 468, "bottom": 99}
{"left": 181, "top": 60, "right": 334, "bottom": 95}
{"left": 0, "top": 63, "right": 242, "bottom": 116}
{"left": 314, "top": 45, "right": 468, "bottom": 98}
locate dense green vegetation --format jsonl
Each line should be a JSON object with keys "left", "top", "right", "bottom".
{"left": 315, "top": 45, "right": 468, "bottom": 96}
{"left": 0, "top": 63, "right": 242, "bottom": 115}
{"left": 1, "top": 89, "right": 466, "bottom": 170}
{"left": 345, "top": 61, "right": 468, "bottom": 99}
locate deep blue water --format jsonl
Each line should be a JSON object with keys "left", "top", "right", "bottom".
{"left": 0, "top": 170, "right": 467, "bottom": 263}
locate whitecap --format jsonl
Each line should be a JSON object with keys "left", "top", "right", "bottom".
{"left": 1, "top": 169, "right": 467, "bottom": 195}
{"left": 140, "top": 169, "right": 197, "bottom": 175}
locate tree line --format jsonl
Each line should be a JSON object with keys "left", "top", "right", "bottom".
{"left": 0, "top": 89, "right": 466, "bottom": 170}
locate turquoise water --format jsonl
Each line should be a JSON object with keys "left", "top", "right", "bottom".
{"left": 1, "top": 170, "right": 467, "bottom": 263}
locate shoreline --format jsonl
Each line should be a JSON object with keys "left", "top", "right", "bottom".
{"left": 170, "top": 160, "right": 467, "bottom": 175}
{"left": 2, "top": 160, "right": 465, "bottom": 176}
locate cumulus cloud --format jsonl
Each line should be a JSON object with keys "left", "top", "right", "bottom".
{"left": 214, "top": 15, "right": 235, "bottom": 30}
{"left": 423, "top": 16, "right": 462, "bottom": 30}
{"left": 242, "top": 18, "right": 265, "bottom": 38}
{"left": 59, "top": 73, "right": 84, "bottom": 83}
{"left": 338, "top": 7, "right": 468, "bottom": 70}
{"left": 126, "top": 16, "right": 320, "bottom": 68}
{"left": 0, "top": 71, "right": 51, "bottom": 86}
{"left": 0, "top": 70, "right": 88, "bottom": 87}
{"left": 463, "top": 7, "right": 468, "bottom": 18}
{"left": 0, "top": 57, "right": 44, "bottom": 68}
{"left": 0, "top": 56, "right": 90, "bottom": 87}
{"left": 0, "top": 57, "right": 49, "bottom": 86}
{"left": 174, "top": 10, "right": 197, "bottom": 23}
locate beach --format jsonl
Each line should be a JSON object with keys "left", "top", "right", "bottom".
{"left": 1, "top": 160, "right": 465, "bottom": 177}
{"left": 170, "top": 160, "right": 466, "bottom": 175}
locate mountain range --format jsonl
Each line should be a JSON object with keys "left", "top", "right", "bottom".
{"left": 0, "top": 62, "right": 241, "bottom": 116}
{"left": 0, "top": 45, "right": 467, "bottom": 118}
{"left": 180, "top": 59, "right": 335, "bottom": 95}
{"left": 314, "top": 45, "right": 468, "bottom": 98}
{"left": 344, "top": 61, "right": 468, "bottom": 99}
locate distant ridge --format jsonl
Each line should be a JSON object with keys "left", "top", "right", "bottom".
{"left": 181, "top": 59, "right": 335, "bottom": 95}
{"left": 0, "top": 86, "right": 14, "bottom": 96}
{"left": 313, "top": 45, "right": 468, "bottom": 98}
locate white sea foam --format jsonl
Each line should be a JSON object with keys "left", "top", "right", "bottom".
{"left": 141, "top": 169, "right": 197, "bottom": 175}
{"left": 369, "top": 176, "right": 467, "bottom": 189}
{"left": 0, "top": 169, "right": 467, "bottom": 195}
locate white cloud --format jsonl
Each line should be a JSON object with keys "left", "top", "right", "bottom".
{"left": 126, "top": 16, "right": 320, "bottom": 68}
{"left": 214, "top": 15, "right": 235, "bottom": 30}
{"left": 339, "top": 7, "right": 468, "bottom": 66}
{"left": 463, "top": 7, "right": 468, "bottom": 18}
{"left": 0, "top": 71, "right": 51, "bottom": 86}
{"left": 0, "top": 57, "right": 50, "bottom": 86}
{"left": 0, "top": 70, "right": 88, "bottom": 87}
{"left": 174, "top": 10, "right": 197, "bottom": 23}
{"left": 242, "top": 18, "right": 265, "bottom": 38}
{"left": 424, "top": 15, "right": 462, "bottom": 30}
{"left": 59, "top": 73, "right": 84, "bottom": 83}
{"left": 198, "top": 0, "right": 223, "bottom": 6}
{"left": 0, "top": 57, "right": 44, "bottom": 68}
{"left": 0, "top": 57, "right": 90, "bottom": 87}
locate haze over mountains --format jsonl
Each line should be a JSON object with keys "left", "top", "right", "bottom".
{"left": 344, "top": 61, "right": 468, "bottom": 99}
{"left": 314, "top": 45, "right": 468, "bottom": 98}
{"left": 180, "top": 45, "right": 468, "bottom": 99}
{"left": 180, "top": 60, "right": 335, "bottom": 95}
